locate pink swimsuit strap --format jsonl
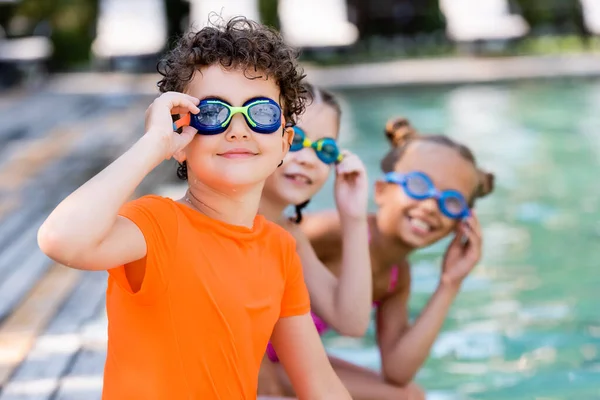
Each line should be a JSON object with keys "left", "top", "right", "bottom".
{"left": 266, "top": 230, "right": 400, "bottom": 363}
{"left": 266, "top": 311, "right": 328, "bottom": 362}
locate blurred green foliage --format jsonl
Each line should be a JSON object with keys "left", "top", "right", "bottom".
{"left": 12, "top": 0, "right": 98, "bottom": 70}
{"left": 515, "top": 0, "right": 582, "bottom": 28}
{"left": 258, "top": 0, "right": 279, "bottom": 30}
{"left": 0, "top": 0, "right": 595, "bottom": 70}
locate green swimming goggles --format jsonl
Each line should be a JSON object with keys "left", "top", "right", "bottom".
{"left": 290, "top": 126, "right": 343, "bottom": 165}
{"left": 173, "top": 97, "right": 283, "bottom": 134}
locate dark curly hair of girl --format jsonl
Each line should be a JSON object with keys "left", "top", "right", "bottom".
{"left": 157, "top": 15, "right": 308, "bottom": 180}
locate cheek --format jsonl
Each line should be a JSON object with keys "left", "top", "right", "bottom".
{"left": 187, "top": 135, "right": 214, "bottom": 155}
{"left": 438, "top": 218, "right": 459, "bottom": 237}
{"left": 376, "top": 193, "right": 404, "bottom": 226}
{"left": 382, "top": 188, "right": 413, "bottom": 216}
{"left": 311, "top": 164, "right": 331, "bottom": 188}
{"left": 184, "top": 138, "right": 208, "bottom": 167}
{"left": 261, "top": 135, "right": 286, "bottom": 160}
{"left": 264, "top": 167, "right": 285, "bottom": 190}
{"left": 281, "top": 150, "right": 295, "bottom": 164}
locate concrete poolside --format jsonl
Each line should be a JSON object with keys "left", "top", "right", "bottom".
{"left": 40, "top": 52, "right": 600, "bottom": 94}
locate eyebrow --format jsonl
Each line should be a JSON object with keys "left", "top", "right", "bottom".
{"left": 199, "top": 95, "right": 230, "bottom": 104}
{"left": 295, "top": 124, "right": 338, "bottom": 140}
{"left": 199, "top": 95, "right": 280, "bottom": 107}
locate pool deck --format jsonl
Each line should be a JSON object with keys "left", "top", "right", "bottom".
{"left": 41, "top": 52, "right": 600, "bottom": 94}
{"left": 0, "top": 52, "right": 599, "bottom": 398}
{"left": 0, "top": 86, "right": 165, "bottom": 399}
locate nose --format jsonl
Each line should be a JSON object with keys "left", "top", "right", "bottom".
{"left": 419, "top": 197, "right": 439, "bottom": 215}
{"left": 291, "top": 147, "right": 320, "bottom": 168}
{"left": 224, "top": 114, "right": 250, "bottom": 141}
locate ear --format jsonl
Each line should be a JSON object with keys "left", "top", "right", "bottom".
{"left": 374, "top": 180, "right": 387, "bottom": 206}
{"left": 282, "top": 125, "right": 294, "bottom": 156}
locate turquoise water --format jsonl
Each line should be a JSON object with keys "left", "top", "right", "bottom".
{"left": 308, "top": 78, "right": 600, "bottom": 399}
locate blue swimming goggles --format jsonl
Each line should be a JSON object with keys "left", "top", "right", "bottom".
{"left": 385, "top": 171, "right": 471, "bottom": 220}
{"left": 290, "top": 126, "right": 343, "bottom": 165}
{"left": 173, "top": 97, "right": 283, "bottom": 135}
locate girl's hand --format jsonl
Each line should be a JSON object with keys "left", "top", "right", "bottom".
{"left": 440, "top": 212, "right": 482, "bottom": 288}
{"left": 334, "top": 151, "right": 369, "bottom": 221}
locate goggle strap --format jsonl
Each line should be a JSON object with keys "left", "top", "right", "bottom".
{"left": 173, "top": 113, "right": 191, "bottom": 131}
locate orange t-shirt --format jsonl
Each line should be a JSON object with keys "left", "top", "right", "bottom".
{"left": 102, "top": 195, "right": 310, "bottom": 399}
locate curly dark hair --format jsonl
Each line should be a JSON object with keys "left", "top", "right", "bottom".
{"left": 156, "top": 15, "right": 307, "bottom": 180}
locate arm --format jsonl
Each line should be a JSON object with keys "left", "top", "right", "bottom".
{"left": 37, "top": 92, "right": 199, "bottom": 271}
{"left": 378, "top": 215, "right": 483, "bottom": 385}
{"left": 296, "top": 211, "right": 371, "bottom": 337}
{"left": 377, "top": 272, "right": 458, "bottom": 386}
{"left": 270, "top": 313, "right": 351, "bottom": 400}
{"left": 296, "top": 151, "right": 372, "bottom": 337}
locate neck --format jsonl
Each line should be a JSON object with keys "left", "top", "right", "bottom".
{"left": 182, "top": 178, "right": 264, "bottom": 229}
{"left": 368, "top": 214, "right": 414, "bottom": 264}
{"left": 258, "top": 192, "right": 288, "bottom": 223}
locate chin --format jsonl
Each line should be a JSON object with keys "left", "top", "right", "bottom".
{"left": 400, "top": 234, "right": 427, "bottom": 249}
{"left": 272, "top": 180, "right": 314, "bottom": 206}
{"left": 289, "top": 195, "right": 311, "bottom": 207}
{"left": 198, "top": 172, "right": 262, "bottom": 191}
{"left": 222, "top": 175, "right": 265, "bottom": 188}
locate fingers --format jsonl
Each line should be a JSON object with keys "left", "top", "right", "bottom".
{"left": 447, "top": 229, "right": 464, "bottom": 250}
{"left": 154, "top": 92, "right": 200, "bottom": 115}
{"left": 469, "top": 211, "right": 482, "bottom": 237}
{"left": 175, "top": 126, "right": 198, "bottom": 145}
{"left": 463, "top": 212, "right": 482, "bottom": 245}
{"left": 460, "top": 216, "right": 482, "bottom": 260}
{"left": 336, "top": 150, "right": 366, "bottom": 176}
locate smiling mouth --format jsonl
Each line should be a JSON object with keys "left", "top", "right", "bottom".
{"left": 217, "top": 150, "right": 258, "bottom": 158}
{"left": 407, "top": 216, "right": 434, "bottom": 235}
{"left": 284, "top": 173, "right": 313, "bottom": 184}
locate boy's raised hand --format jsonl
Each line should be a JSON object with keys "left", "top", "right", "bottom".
{"left": 145, "top": 92, "right": 200, "bottom": 160}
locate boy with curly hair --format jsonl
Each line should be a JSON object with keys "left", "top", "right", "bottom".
{"left": 38, "top": 17, "right": 350, "bottom": 399}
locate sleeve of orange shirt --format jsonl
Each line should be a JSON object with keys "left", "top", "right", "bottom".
{"left": 108, "top": 195, "right": 178, "bottom": 301}
{"left": 279, "top": 237, "right": 311, "bottom": 318}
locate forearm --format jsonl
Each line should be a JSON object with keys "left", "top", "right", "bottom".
{"left": 332, "top": 217, "right": 372, "bottom": 336}
{"left": 382, "top": 282, "right": 459, "bottom": 385}
{"left": 302, "top": 372, "right": 350, "bottom": 400}
{"left": 38, "top": 133, "right": 163, "bottom": 255}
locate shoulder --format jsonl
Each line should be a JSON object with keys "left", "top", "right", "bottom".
{"left": 125, "top": 194, "right": 176, "bottom": 210}
{"left": 119, "top": 195, "right": 180, "bottom": 240}
{"left": 121, "top": 195, "right": 178, "bottom": 218}
{"left": 298, "top": 210, "right": 342, "bottom": 241}
{"left": 260, "top": 217, "right": 297, "bottom": 251}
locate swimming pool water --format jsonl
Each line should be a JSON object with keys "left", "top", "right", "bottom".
{"left": 309, "top": 78, "right": 600, "bottom": 399}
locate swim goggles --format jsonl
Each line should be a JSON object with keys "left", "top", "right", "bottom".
{"left": 385, "top": 171, "right": 471, "bottom": 219}
{"left": 290, "top": 126, "right": 343, "bottom": 165}
{"left": 173, "top": 97, "right": 282, "bottom": 135}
